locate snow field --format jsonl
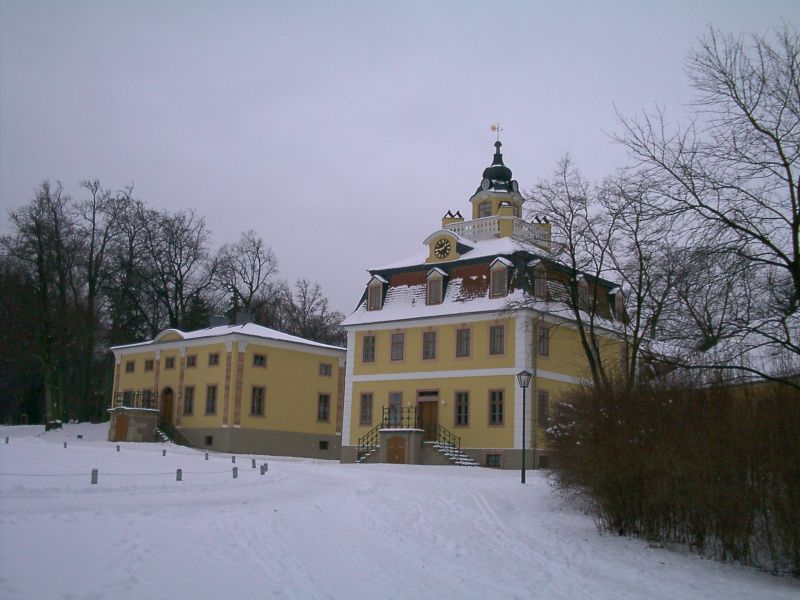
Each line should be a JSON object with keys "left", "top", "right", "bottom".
{"left": 0, "top": 424, "right": 797, "bottom": 600}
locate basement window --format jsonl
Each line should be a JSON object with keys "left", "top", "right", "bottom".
{"left": 485, "top": 453, "right": 502, "bottom": 468}
{"left": 204, "top": 436, "right": 213, "bottom": 446}
{"left": 319, "top": 440, "right": 329, "bottom": 451}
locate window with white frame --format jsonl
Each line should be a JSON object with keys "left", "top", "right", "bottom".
{"left": 367, "top": 282, "right": 383, "bottom": 311}
{"left": 490, "top": 264, "right": 508, "bottom": 298}
{"left": 533, "top": 264, "right": 547, "bottom": 299}
{"left": 426, "top": 271, "right": 444, "bottom": 305}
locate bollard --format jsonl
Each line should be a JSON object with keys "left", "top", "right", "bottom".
{"left": 205, "top": 452, "right": 209, "bottom": 461}
{"left": 5, "top": 437, "right": 8, "bottom": 444}
{"left": 232, "top": 466, "right": 238, "bottom": 479}
{"left": 232, "top": 455, "right": 236, "bottom": 464}
{"left": 77, "top": 434, "right": 83, "bottom": 439}
{"left": 264, "top": 462, "right": 268, "bottom": 472}
{"left": 63, "top": 442, "right": 67, "bottom": 448}
{"left": 251, "top": 458, "right": 256, "bottom": 469}
{"left": 260, "top": 464, "right": 266, "bottom": 475}
{"left": 91, "top": 469, "right": 98, "bottom": 484}
{"left": 162, "top": 449, "right": 166, "bottom": 457}
{"left": 176, "top": 469, "right": 182, "bottom": 482}
{"left": 116, "top": 445, "right": 120, "bottom": 452}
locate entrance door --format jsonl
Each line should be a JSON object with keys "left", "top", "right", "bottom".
{"left": 387, "top": 436, "right": 406, "bottom": 464}
{"left": 114, "top": 413, "right": 128, "bottom": 442}
{"left": 418, "top": 400, "right": 439, "bottom": 441}
{"left": 161, "top": 388, "right": 174, "bottom": 426}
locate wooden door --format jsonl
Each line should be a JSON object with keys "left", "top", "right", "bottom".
{"left": 161, "top": 389, "right": 174, "bottom": 426}
{"left": 418, "top": 401, "right": 438, "bottom": 441}
{"left": 114, "top": 414, "right": 128, "bottom": 442}
{"left": 387, "top": 436, "right": 406, "bottom": 464}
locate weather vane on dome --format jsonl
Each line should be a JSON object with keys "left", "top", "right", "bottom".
{"left": 491, "top": 123, "right": 503, "bottom": 142}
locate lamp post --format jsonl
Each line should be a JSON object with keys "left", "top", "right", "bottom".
{"left": 517, "top": 369, "right": 532, "bottom": 484}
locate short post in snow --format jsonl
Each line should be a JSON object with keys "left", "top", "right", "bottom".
{"left": 176, "top": 469, "right": 182, "bottom": 482}
{"left": 517, "top": 369, "right": 533, "bottom": 485}
{"left": 232, "top": 466, "right": 238, "bottom": 479}
{"left": 260, "top": 464, "right": 266, "bottom": 475}
{"left": 116, "top": 444, "right": 120, "bottom": 452}
{"left": 162, "top": 449, "right": 166, "bottom": 457}
{"left": 91, "top": 469, "right": 98, "bottom": 485}
{"left": 231, "top": 455, "right": 236, "bottom": 464}
{"left": 63, "top": 442, "right": 67, "bottom": 449}
{"left": 251, "top": 458, "right": 256, "bottom": 469}
{"left": 205, "top": 452, "right": 209, "bottom": 461}
{"left": 5, "top": 436, "right": 8, "bottom": 444}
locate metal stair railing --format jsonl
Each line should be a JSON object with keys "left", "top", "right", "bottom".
{"left": 436, "top": 423, "right": 462, "bottom": 458}
{"left": 356, "top": 422, "right": 381, "bottom": 462}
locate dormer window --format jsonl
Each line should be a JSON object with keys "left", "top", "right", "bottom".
{"left": 611, "top": 288, "right": 625, "bottom": 321}
{"left": 489, "top": 258, "right": 511, "bottom": 298}
{"left": 366, "top": 275, "right": 387, "bottom": 311}
{"left": 530, "top": 260, "right": 547, "bottom": 299}
{"left": 577, "top": 276, "right": 589, "bottom": 310}
{"left": 478, "top": 201, "right": 491, "bottom": 218}
{"left": 427, "top": 268, "right": 446, "bottom": 306}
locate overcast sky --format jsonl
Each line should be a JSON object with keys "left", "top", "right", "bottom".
{"left": 1, "top": 1, "right": 797, "bottom": 315}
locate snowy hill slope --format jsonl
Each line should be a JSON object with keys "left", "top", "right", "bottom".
{"left": 0, "top": 424, "right": 796, "bottom": 600}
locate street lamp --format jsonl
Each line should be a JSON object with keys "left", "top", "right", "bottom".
{"left": 516, "top": 369, "right": 533, "bottom": 484}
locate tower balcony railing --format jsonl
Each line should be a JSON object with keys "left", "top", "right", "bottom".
{"left": 444, "top": 215, "right": 549, "bottom": 248}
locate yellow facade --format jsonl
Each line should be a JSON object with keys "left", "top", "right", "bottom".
{"left": 340, "top": 140, "right": 628, "bottom": 468}
{"left": 111, "top": 324, "right": 346, "bottom": 458}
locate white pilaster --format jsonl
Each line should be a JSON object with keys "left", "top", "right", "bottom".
{"left": 514, "top": 313, "right": 533, "bottom": 449}
{"left": 341, "top": 329, "right": 357, "bottom": 447}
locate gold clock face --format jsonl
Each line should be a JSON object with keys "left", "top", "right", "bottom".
{"left": 434, "top": 238, "right": 451, "bottom": 259}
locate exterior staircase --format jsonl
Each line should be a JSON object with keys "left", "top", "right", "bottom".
{"left": 156, "top": 419, "right": 193, "bottom": 447}
{"left": 356, "top": 407, "right": 479, "bottom": 467}
{"left": 432, "top": 441, "right": 479, "bottom": 467}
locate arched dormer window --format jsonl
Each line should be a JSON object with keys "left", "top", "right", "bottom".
{"left": 367, "top": 275, "right": 387, "bottom": 311}
{"left": 427, "top": 268, "right": 446, "bottom": 306}
{"left": 529, "top": 260, "right": 547, "bottom": 300}
{"left": 490, "top": 258, "right": 512, "bottom": 298}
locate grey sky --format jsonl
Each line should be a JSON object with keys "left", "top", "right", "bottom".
{"left": 1, "top": 1, "right": 797, "bottom": 315}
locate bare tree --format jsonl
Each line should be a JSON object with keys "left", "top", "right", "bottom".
{"left": 215, "top": 230, "right": 278, "bottom": 313}
{"left": 617, "top": 24, "right": 800, "bottom": 383}
{"left": 141, "top": 209, "right": 216, "bottom": 330}
{"left": 284, "top": 279, "right": 345, "bottom": 346}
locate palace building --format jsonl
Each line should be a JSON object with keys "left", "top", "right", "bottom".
{"left": 108, "top": 323, "right": 346, "bottom": 459}
{"left": 339, "top": 140, "right": 625, "bottom": 468}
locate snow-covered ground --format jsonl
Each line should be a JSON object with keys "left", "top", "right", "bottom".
{"left": 0, "top": 424, "right": 796, "bottom": 600}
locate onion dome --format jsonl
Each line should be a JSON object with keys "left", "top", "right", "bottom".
{"left": 476, "top": 141, "right": 518, "bottom": 193}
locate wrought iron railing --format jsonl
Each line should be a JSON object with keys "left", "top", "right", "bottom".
{"left": 381, "top": 406, "right": 419, "bottom": 429}
{"left": 110, "top": 390, "right": 157, "bottom": 410}
{"left": 355, "top": 405, "right": 464, "bottom": 463}
{"left": 436, "top": 423, "right": 461, "bottom": 457}
{"left": 356, "top": 423, "right": 381, "bottom": 462}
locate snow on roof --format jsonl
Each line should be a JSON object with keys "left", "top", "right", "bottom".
{"left": 342, "top": 277, "right": 524, "bottom": 326}
{"left": 371, "top": 236, "right": 541, "bottom": 272}
{"left": 111, "top": 322, "right": 344, "bottom": 352}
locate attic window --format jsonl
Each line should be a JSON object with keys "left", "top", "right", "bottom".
{"left": 578, "top": 277, "right": 589, "bottom": 310}
{"left": 532, "top": 263, "right": 547, "bottom": 299}
{"left": 426, "top": 269, "right": 445, "bottom": 306}
{"left": 367, "top": 281, "right": 384, "bottom": 311}
{"left": 613, "top": 290, "right": 625, "bottom": 320}
{"left": 489, "top": 260, "right": 510, "bottom": 299}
